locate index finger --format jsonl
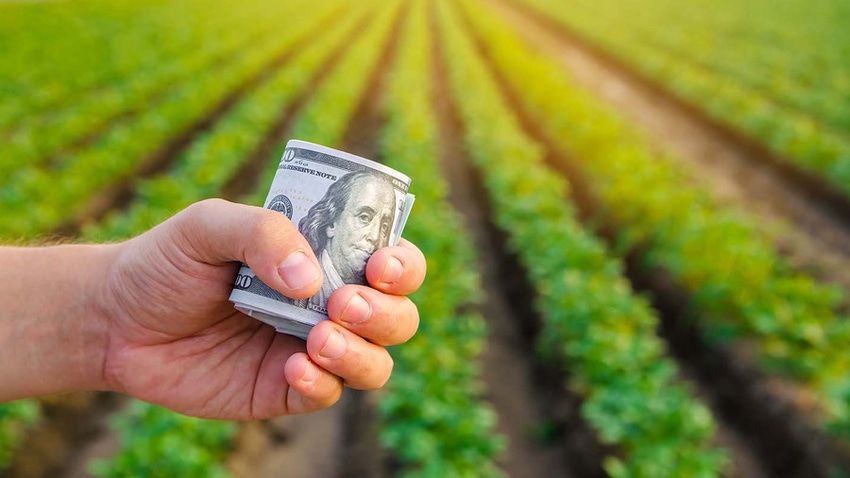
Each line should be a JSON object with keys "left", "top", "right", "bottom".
{"left": 364, "top": 238, "right": 426, "bottom": 296}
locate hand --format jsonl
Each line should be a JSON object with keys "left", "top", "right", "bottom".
{"left": 96, "top": 199, "right": 425, "bottom": 419}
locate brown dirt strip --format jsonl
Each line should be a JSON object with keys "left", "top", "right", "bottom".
{"left": 63, "top": 397, "right": 129, "bottom": 478}
{"left": 486, "top": 0, "right": 850, "bottom": 297}
{"left": 430, "top": 3, "right": 610, "bottom": 477}
{"left": 335, "top": 43, "right": 394, "bottom": 478}
{"left": 228, "top": 4, "right": 408, "bottom": 477}
{"left": 51, "top": 8, "right": 346, "bottom": 239}
{"left": 229, "top": 406, "right": 346, "bottom": 478}
{"left": 1, "top": 392, "right": 125, "bottom": 478}
{"left": 629, "top": 260, "right": 850, "bottom": 477}
{"left": 325, "top": 5, "right": 407, "bottom": 476}
{"left": 457, "top": 2, "right": 850, "bottom": 476}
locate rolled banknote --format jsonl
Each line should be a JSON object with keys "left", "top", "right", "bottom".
{"left": 229, "top": 139, "right": 415, "bottom": 339}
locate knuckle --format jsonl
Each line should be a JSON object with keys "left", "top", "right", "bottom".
{"left": 300, "top": 375, "right": 342, "bottom": 411}
{"left": 318, "top": 383, "right": 343, "bottom": 408}
{"left": 189, "top": 198, "right": 227, "bottom": 218}
{"left": 176, "top": 199, "right": 227, "bottom": 233}
{"left": 250, "top": 212, "right": 290, "bottom": 245}
{"left": 380, "top": 298, "right": 418, "bottom": 345}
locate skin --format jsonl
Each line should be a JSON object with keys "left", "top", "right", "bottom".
{"left": 0, "top": 199, "right": 425, "bottom": 420}
{"left": 326, "top": 177, "right": 396, "bottom": 284}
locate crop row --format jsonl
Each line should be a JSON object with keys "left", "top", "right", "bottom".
{"left": 464, "top": 0, "right": 850, "bottom": 438}
{"left": 0, "top": 2, "right": 340, "bottom": 240}
{"left": 561, "top": 0, "right": 850, "bottom": 96}
{"left": 438, "top": 1, "right": 726, "bottom": 476}
{"left": 517, "top": 0, "right": 850, "bottom": 198}
{"left": 0, "top": 399, "right": 39, "bottom": 470}
{"left": 0, "top": 5, "right": 327, "bottom": 467}
{"left": 0, "top": 0, "right": 317, "bottom": 184}
{"left": 91, "top": 2, "right": 399, "bottom": 476}
{"left": 84, "top": 3, "right": 362, "bottom": 242}
{"left": 0, "top": 1, "right": 357, "bottom": 473}
{"left": 605, "top": 1, "right": 850, "bottom": 132}
{"left": 377, "top": 1, "right": 504, "bottom": 475}
{"left": 0, "top": 0, "right": 286, "bottom": 132}
{"left": 90, "top": 402, "right": 236, "bottom": 478}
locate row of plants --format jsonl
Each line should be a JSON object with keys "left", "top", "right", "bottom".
{"left": 90, "top": 402, "right": 236, "bottom": 478}
{"left": 84, "top": 4, "right": 363, "bottom": 242}
{"left": 687, "top": 2, "right": 845, "bottom": 84}
{"left": 91, "top": 3, "right": 399, "bottom": 476}
{"left": 0, "top": 2, "right": 352, "bottom": 471}
{"left": 377, "top": 1, "right": 504, "bottom": 475}
{"left": 606, "top": 0, "right": 850, "bottom": 139}
{"left": 0, "top": 0, "right": 285, "bottom": 132}
{"left": 0, "top": 399, "right": 39, "bottom": 470}
{"left": 462, "top": 0, "right": 850, "bottom": 439}
{"left": 0, "top": 0, "right": 318, "bottom": 183}
{"left": 0, "top": 2, "right": 312, "bottom": 469}
{"left": 438, "top": 1, "right": 726, "bottom": 476}
{"left": 517, "top": 0, "right": 850, "bottom": 198}
{"left": 556, "top": 0, "right": 850, "bottom": 110}
{"left": 0, "top": 2, "right": 340, "bottom": 241}
{"left": 0, "top": 2, "right": 276, "bottom": 463}
{"left": 238, "top": 0, "right": 402, "bottom": 207}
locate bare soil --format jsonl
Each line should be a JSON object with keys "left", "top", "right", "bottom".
{"left": 486, "top": 0, "right": 850, "bottom": 297}
{"left": 429, "top": 4, "right": 608, "bottom": 477}
{"left": 627, "top": 257, "right": 850, "bottom": 477}
{"left": 229, "top": 398, "right": 347, "bottom": 478}
{"left": 2, "top": 392, "right": 124, "bottom": 478}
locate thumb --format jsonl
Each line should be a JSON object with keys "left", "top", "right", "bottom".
{"left": 169, "top": 198, "right": 323, "bottom": 299}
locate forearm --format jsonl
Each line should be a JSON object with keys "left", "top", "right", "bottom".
{"left": 0, "top": 244, "right": 118, "bottom": 401}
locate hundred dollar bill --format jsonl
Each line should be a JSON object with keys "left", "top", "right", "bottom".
{"left": 229, "top": 139, "right": 415, "bottom": 339}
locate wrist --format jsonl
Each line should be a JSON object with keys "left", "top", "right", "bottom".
{"left": 82, "top": 243, "right": 125, "bottom": 393}
{"left": 0, "top": 243, "right": 121, "bottom": 400}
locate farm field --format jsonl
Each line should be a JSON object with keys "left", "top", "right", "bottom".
{"left": 1, "top": 0, "right": 849, "bottom": 477}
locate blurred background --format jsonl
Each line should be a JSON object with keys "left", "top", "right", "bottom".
{"left": 1, "top": 0, "right": 849, "bottom": 476}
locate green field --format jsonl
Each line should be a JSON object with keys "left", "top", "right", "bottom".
{"left": 1, "top": 0, "right": 849, "bottom": 476}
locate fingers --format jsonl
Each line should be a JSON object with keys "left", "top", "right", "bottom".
{"left": 283, "top": 352, "right": 344, "bottom": 415}
{"left": 169, "top": 199, "right": 323, "bottom": 299}
{"left": 306, "top": 320, "right": 394, "bottom": 390}
{"left": 327, "top": 285, "right": 419, "bottom": 347}
{"left": 365, "top": 238, "right": 426, "bottom": 295}
{"left": 251, "top": 333, "right": 343, "bottom": 418}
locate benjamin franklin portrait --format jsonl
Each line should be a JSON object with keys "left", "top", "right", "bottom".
{"left": 293, "top": 170, "right": 396, "bottom": 314}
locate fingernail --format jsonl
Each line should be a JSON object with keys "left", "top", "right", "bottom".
{"left": 381, "top": 256, "right": 404, "bottom": 284}
{"left": 300, "top": 359, "right": 320, "bottom": 383}
{"left": 319, "top": 329, "right": 347, "bottom": 360}
{"left": 340, "top": 293, "right": 371, "bottom": 325}
{"left": 279, "top": 251, "right": 320, "bottom": 290}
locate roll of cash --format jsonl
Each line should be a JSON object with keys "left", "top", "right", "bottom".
{"left": 229, "top": 139, "right": 415, "bottom": 339}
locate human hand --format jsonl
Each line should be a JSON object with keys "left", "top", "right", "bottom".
{"left": 95, "top": 199, "right": 425, "bottom": 419}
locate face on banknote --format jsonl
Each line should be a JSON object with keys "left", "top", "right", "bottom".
{"left": 229, "top": 140, "right": 415, "bottom": 339}
{"left": 300, "top": 169, "right": 396, "bottom": 285}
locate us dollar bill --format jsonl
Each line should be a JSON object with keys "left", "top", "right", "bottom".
{"left": 229, "top": 139, "right": 415, "bottom": 339}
